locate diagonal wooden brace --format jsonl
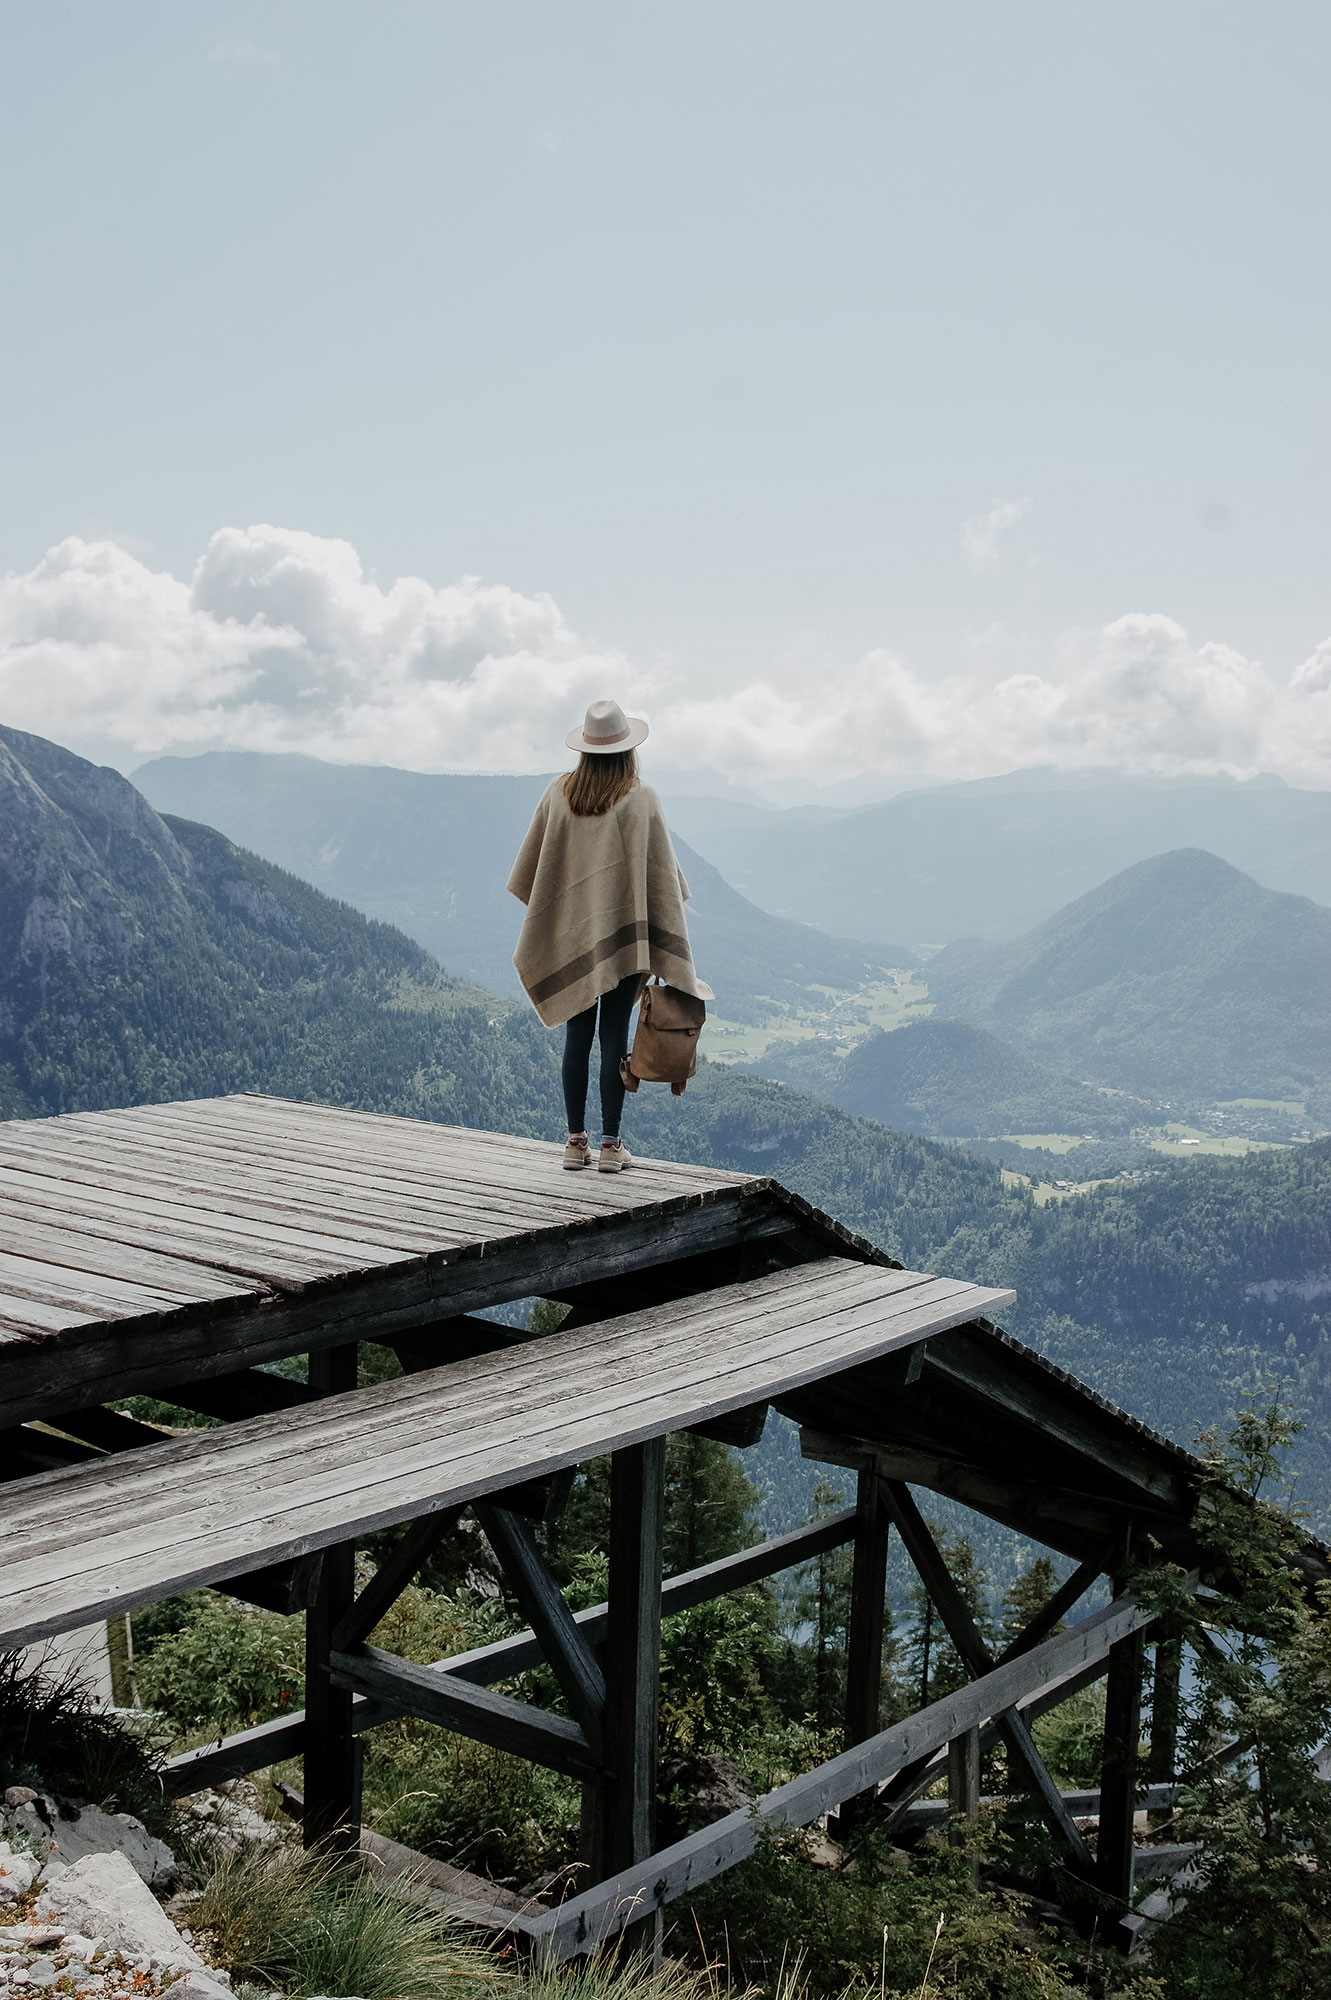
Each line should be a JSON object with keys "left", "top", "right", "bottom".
{"left": 476, "top": 1503, "right": 607, "bottom": 1749}
{"left": 882, "top": 1480, "right": 1096, "bottom": 1872}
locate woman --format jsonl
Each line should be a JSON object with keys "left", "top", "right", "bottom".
{"left": 507, "top": 699, "right": 711, "bottom": 1172}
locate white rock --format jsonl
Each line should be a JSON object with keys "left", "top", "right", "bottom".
{"left": 13, "top": 1809, "right": 177, "bottom": 1894}
{"left": 37, "top": 1855, "right": 207, "bottom": 1974}
{"left": 0, "top": 1847, "right": 38, "bottom": 1904}
{"left": 164, "top": 1975, "right": 234, "bottom": 2000}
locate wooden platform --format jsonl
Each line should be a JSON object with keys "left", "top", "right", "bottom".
{"left": 0, "top": 1093, "right": 784, "bottom": 1421}
{"left": 0, "top": 1254, "right": 1012, "bottom": 1651}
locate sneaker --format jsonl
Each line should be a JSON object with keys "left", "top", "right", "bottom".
{"left": 563, "top": 1132, "right": 592, "bottom": 1171}
{"left": 598, "top": 1138, "right": 633, "bottom": 1173}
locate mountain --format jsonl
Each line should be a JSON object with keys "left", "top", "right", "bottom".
{"left": 0, "top": 724, "right": 540, "bottom": 1126}
{"left": 926, "top": 848, "right": 1331, "bottom": 1102}
{"left": 134, "top": 752, "right": 908, "bottom": 1019}
{"left": 660, "top": 770, "right": 1331, "bottom": 945}
{"left": 752, "top": 1017, "right": 1141, "bottom": 1139}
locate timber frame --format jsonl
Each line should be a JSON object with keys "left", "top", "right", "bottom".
{"left": 1, "top": 1094, "right": 1319, "bottom": 1959}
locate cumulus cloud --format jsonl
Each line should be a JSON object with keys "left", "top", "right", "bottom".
{"left": 961, "top": 497, "right": 1030, "bottom": 573}
{"left": 0, "top": 525, "right": 1328, "bottom": 790}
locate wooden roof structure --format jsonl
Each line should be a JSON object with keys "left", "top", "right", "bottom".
{"left": 0, "top": 1093, "right": 1240, "bottom": 1958}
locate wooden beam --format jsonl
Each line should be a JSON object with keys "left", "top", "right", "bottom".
{"left": 522, "top": 1588, "right": 1164, "bottom": 1959}
{"left": 330, "top": 1645, "right": 599, "bottom": 1780}
{"left": 161, "top": 1513, "right": 860, "bottom": 1797}
{"left": 303, "top": 1344, "right": 359, "bottom": 1855}
{"left": 830, "top": 1469, "right": 889, "bottom": 1834}
{"left": 331, "top": 1511, "right": 460, "bottom": 1653}
{"left": 916, "top": 1331, "right": 1190, "bottom": 1511}
{"left": 159, "top": 1367, "right": 317, "bottom": 1421}
{"left": 1148, "top": 1636, "right": 1182, "bottom": 1829}
{"left": 476, "top": 1504, "right": 606, "bottom": 1746}
{"left": 948, "top": 1724, "right": 981, "bottom": 1882}
{"left": 1098, "top": 1601, "right": 1147, "bottom": 1929}
{"left": 881, "top": 1481, "right": 1094, "bottom": 1872}
{"left": 601, "top": 1437, "right": 666, "bottom": 1957}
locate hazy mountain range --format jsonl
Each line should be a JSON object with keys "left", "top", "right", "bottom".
{"left": 663, "top": 768, "right": 1331, "bottom": 944}
{"left": 135, "top": 752, "right": 906, "bottom": 1016}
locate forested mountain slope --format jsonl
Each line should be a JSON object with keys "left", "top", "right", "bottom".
{"left": 0, "top": 724, "right": 540, "bottom": 1125}
{"left": 134, "top": 750, "right": 906, "bottom": 1018}
{"left": 663, "top": 768, "right": 1331, "bottom": 944}
{"left": 926, "top": 847, "right": 1331, "bottom": 1100}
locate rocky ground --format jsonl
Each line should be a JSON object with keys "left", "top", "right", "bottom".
{"left": 0, "top": 1785, "right": 260, "bottom": 2000}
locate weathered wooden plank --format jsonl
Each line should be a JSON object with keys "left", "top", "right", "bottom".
{"left": 523, "top": 1590, "right": 1164, "bottom": 1957}
{"left": 0, "top": 1266, "right": 1009, "bottom": 1645}
{"left": 0, "top": 1247, "right": 201, "bottom": 1318}
{"left": 0, "top": 1126, "right": 638, "bottom": 1246}
{"left": 0, "top": 1214, "right": 258, "bottom": 1301}
{"left": 1, "top": 1265, "right": 970, "bottom": 1568}
{"left": 2, "top": 1278, "right": 998, "bottom": 1610}
{"left": 0, "top": 1186, "right": 784, "bottom": 1420}
{"left": 331, "top": 1644, "right": 600, "bottom": 1779}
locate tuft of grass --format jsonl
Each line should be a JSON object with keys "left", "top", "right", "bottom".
{"left": 191, "top": 1839, "right": 492, "bottom": 2000}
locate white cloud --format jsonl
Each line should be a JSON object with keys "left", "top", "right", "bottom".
{"left": 961, "top": 496, "right": 1030, "bottom": 573}
{"left": 1, "top": 525, "right": 1328, "bottom": 791}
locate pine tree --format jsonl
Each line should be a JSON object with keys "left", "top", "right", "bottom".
{"left": 1000, "top": 1554, "right": 1062, "bottom": 1651}
{"left": 901, "top": 1524, "right": 995, "bottom": 1705}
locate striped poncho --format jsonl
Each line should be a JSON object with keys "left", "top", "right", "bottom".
{"left": 507, "top": 778, "right": 712, "bottom": 1027}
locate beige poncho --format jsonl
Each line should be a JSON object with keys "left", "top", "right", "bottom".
{"left": 507, "top": 779, "right": 712, "bottom": 1027}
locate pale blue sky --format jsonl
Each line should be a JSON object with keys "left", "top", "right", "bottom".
{"left": 1, "top": 2, "right": 1329, "bottom": 783}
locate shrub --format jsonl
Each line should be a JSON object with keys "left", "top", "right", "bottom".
{"left": 0, "top": 1650, "right": 172, "bottom": 1837}
{"left": 133, "top": 1594, "right": 303, "bottom": 1735}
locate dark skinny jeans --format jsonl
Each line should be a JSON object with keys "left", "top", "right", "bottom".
{"left": 561, "top": 972, "right": 641, "bottom": 1139}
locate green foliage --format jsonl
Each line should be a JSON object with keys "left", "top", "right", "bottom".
{"left": 675, "top": 1820, "right": 1075, "bottom": 1999}
{"left": 363, "top": 1718, "right": 579, "bottom": 1882}
{"left": 790, "top": 1480, "right": 855, "bottom": 1735}
{"left": 1000, "top": 1557, "right": 1064, "bottom": 1651}
{"left": 1128, "top": 1394, "right": 1331, "bottom": 1997}
{"left": 0, "top": 1651, "right": 172, "bottom": 1837}
{"left": 133, "top": 1593, "right": 304, "bottom": 1733}
{"left": 901, "top": 1527, "right": 995, "bottom": 1707}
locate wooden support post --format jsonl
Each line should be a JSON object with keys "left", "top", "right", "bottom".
{"left": 830, "top": 1469, "right": 889, "bottom": 1837}
{"left": 1147, "top": 1636, "right": 1181, "bottom": 1829}
{"left": 1097, "top": 1601, "right": 1146, "bottom": 1937}
{"left": 947, "top": 1724, "right": 981, "bottom": 1882}
{"left": 303, "top": 1343, "right": 359, "bottom": 1854}
{"left": 601, "top": 1436, "right": 666, "bottom": 1959}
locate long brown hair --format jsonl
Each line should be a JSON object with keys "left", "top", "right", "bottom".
{"left": 563, "top": 750, "right": 639, "bottom": 816}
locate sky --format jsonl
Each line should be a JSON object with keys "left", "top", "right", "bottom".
{"left": 1, "top": 1, "right": 1329, "bottom": 791}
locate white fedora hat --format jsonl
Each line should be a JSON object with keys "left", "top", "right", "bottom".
{"left": 565, "top": 698, "right": 649, "bottom": 755}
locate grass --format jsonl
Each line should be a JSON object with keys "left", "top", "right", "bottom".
{"left": 191, "top": 1839, "right": 494, "bottom": 2000}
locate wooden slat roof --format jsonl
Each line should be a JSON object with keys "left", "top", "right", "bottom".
{"left": 0, "top": 1255, "right": 1015, "bottom": 1650}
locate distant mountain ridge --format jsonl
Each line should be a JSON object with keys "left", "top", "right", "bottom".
{"left": 927, "top": 847, "right": 1331, "bottom": 1101}
{"left": 753, "top": 1016, "right": 1142, "bottom": 1138}
{"left": 661, "top": 771, "right": 1331, "bottom": 944}
{"left": 135, "top": 751, "right": 908, "bottom": 1019}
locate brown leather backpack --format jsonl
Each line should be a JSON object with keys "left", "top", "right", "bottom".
{"left": 620, "top": 980, "right": 706, "bottom": 1096}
